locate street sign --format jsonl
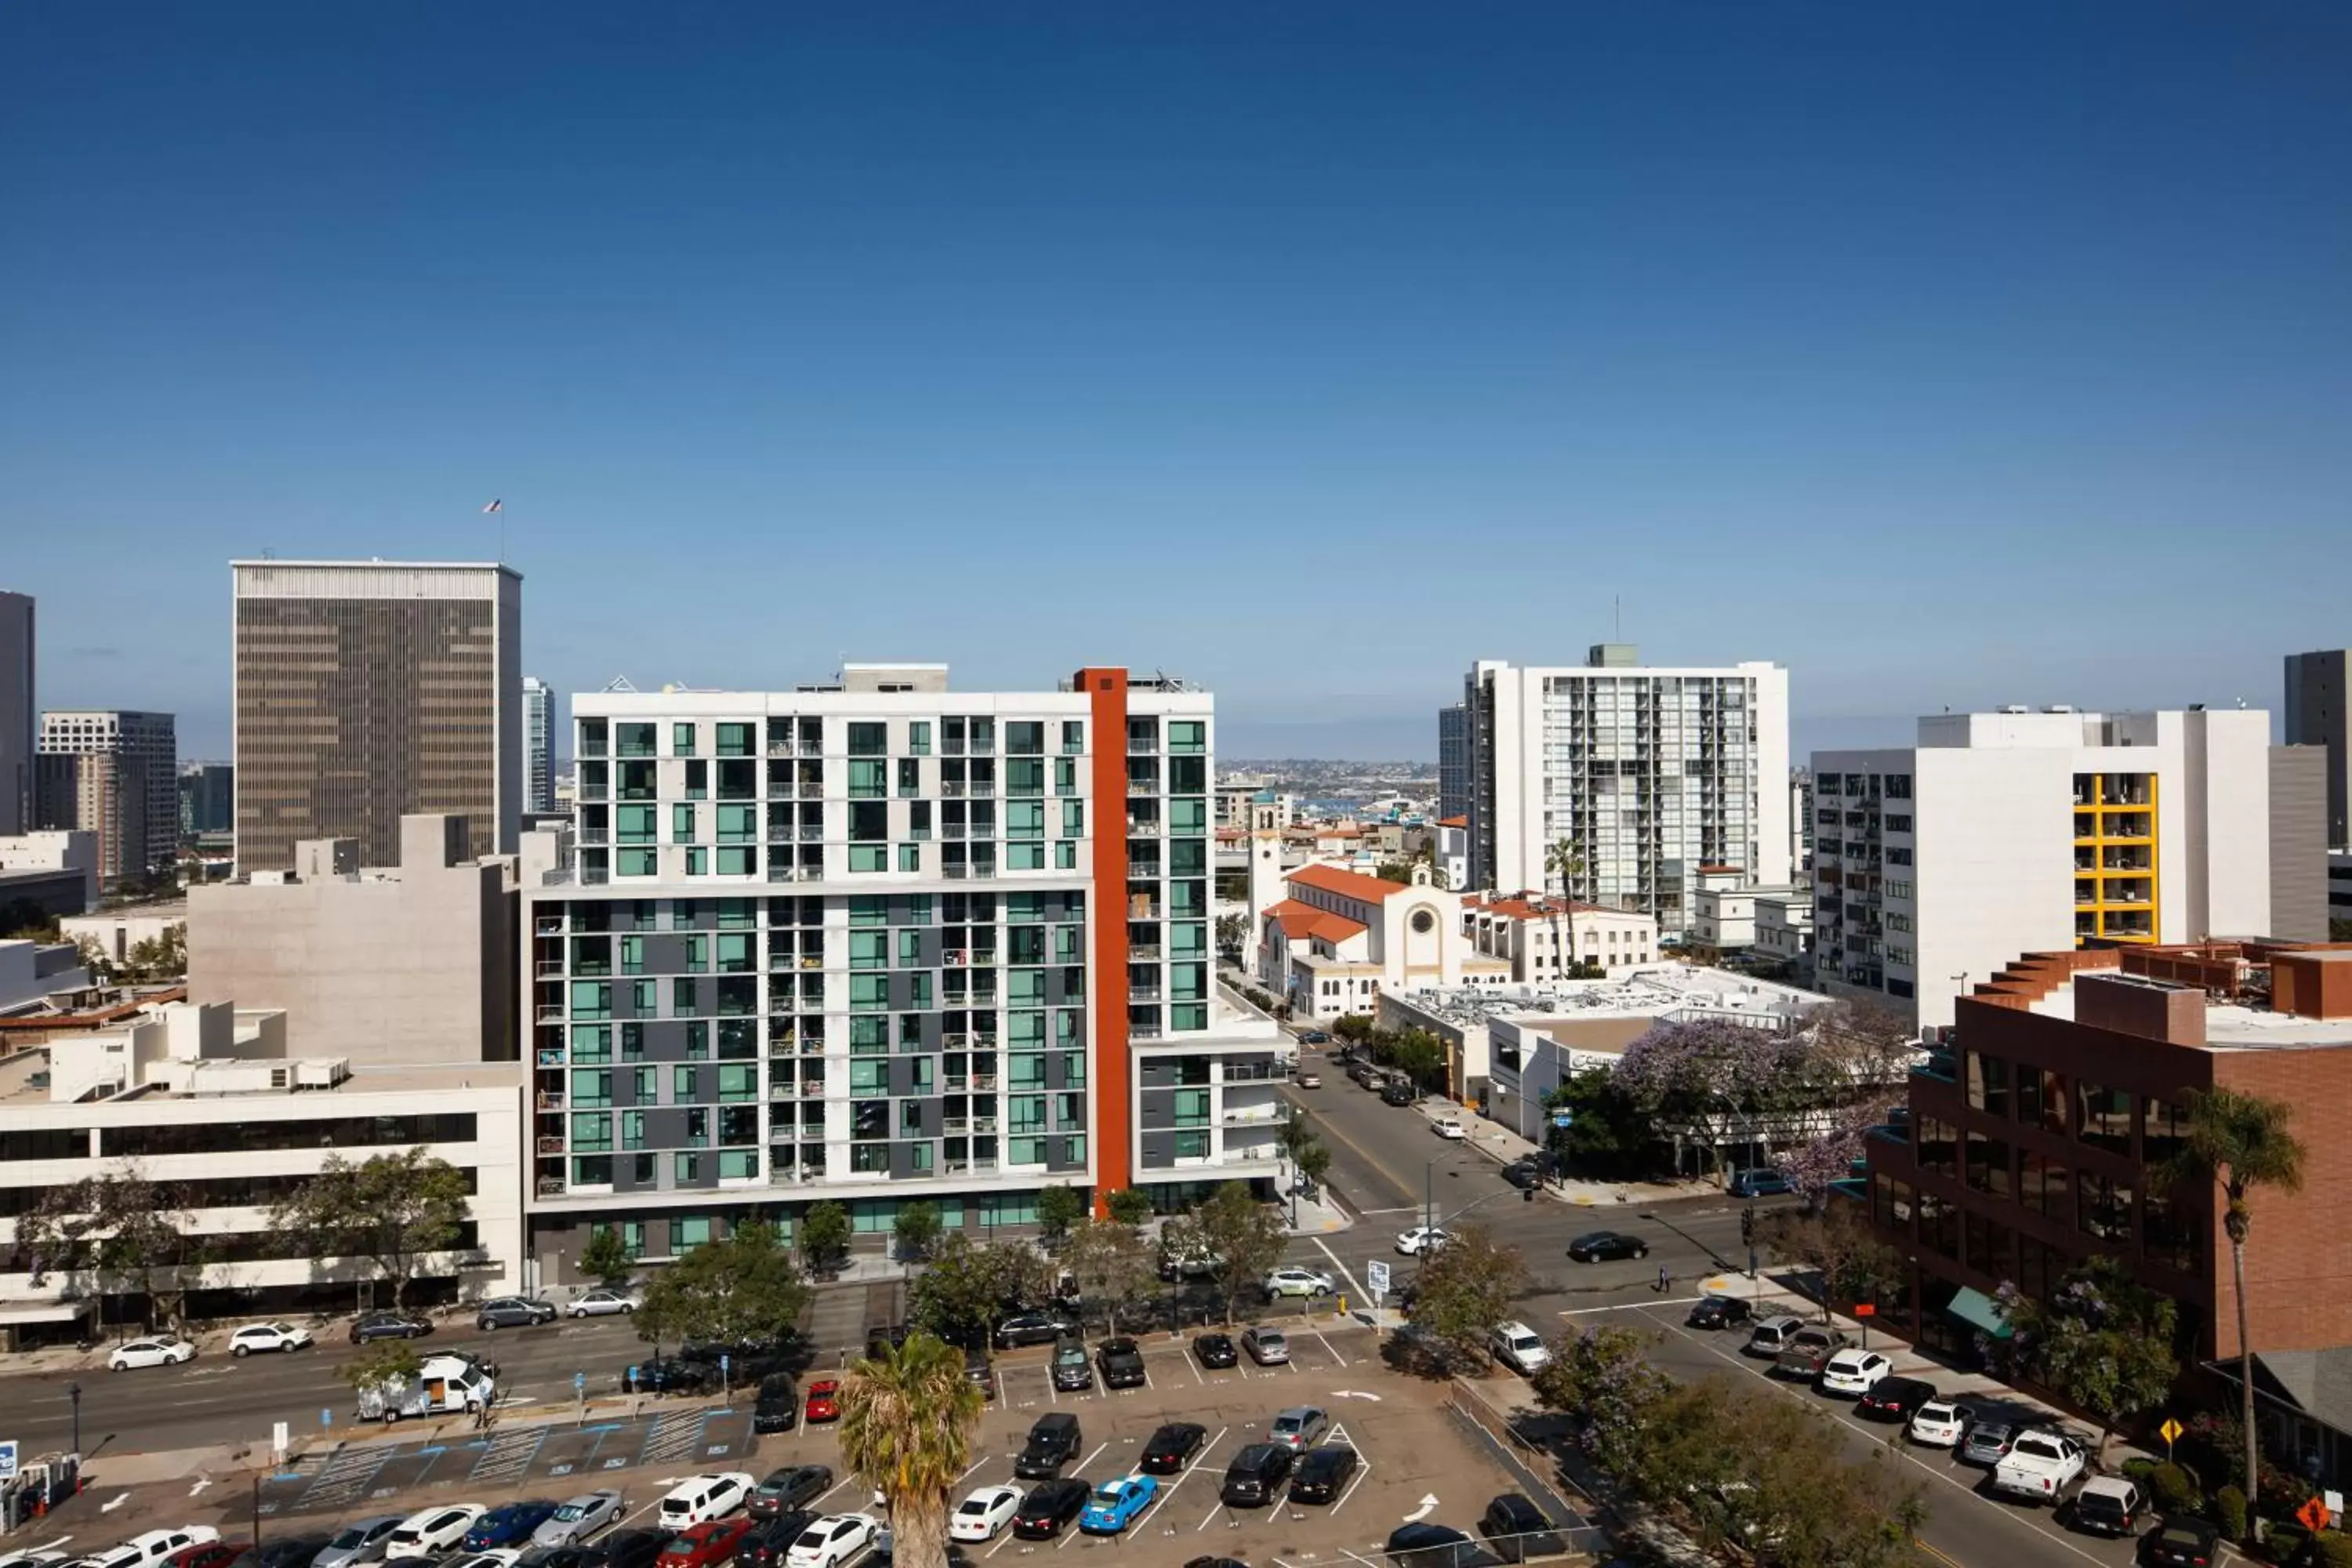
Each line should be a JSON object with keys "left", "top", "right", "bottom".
{"left": 574, "top": 1371, "right": 587, "bottom": 1395}
{"left": 1551, "top": 1111, "right": 1575, "bottom": 1129}
{"left": 321, "top": 1407, "right": 333, "bottom": 1430}
{"left": 1367, "top": 1261, "right": 1392, "bottom": 1294}
{"left": 0, "top": 1440, "right": 17, "bottom": 1481}
{"left": 1853, "top": 1303, "right": 1876, "bottom": 1318}
{"left": 2299, "top": 1497, "right": 2332, "bottom": 1534}
{"left": 2159, "top": 1418, "right": 2183, "bottom": 1446}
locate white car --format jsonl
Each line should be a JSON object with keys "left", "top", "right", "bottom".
{"left": 1817, "top": 1348, "right": 1893, "bottom": 1396}
{"left": 1907, "top": 1399, "right": 1969, "bottom": 1447}
{"left": 385, "top": 1506, "right": 487, "bottom": 1561}
{"left": 0, "top": 1552, "right": 68, "bottom": 1568}
{"left": 1262, "top": 1267, "right": 1334, "bottom": 1298}
{"left": 1991, "top": 1428, "right": 2086, "bottom": 1505}
{"left": 108, "top": 1335, "right": 196, "bottom": 1371}
{"left": 229, "top": 1321, "right": 314, "bottom": 1357}
{"left": 786, "top": 1514, "right": 880, "bottom": 1568}
{"left": 85, "top": 1529, "right": 219, "bottom": 1568}
{"left": 443, "top": 1555, "right": 517, "bottom": 1568}
{"left": 570, "top": 1287, "right": 641, "bottom": 1318}
{"left": 949, "top": 1484, "right": 1024, "bottom": 1542}
{"left": 658, "top": 1472, "right": 756, "bottom": 1529}
{"left": 1431, "top": 1116, "right": 1467, "bottom": 1140}
{"left": 1395, "top": 1226, "right": 1451, "bottom": 1257}
{"left": 1489, "top": 1321, "right": 1552, "bottom": 1376}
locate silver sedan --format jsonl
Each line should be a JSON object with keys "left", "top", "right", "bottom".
{"left": 533, "top": 1491, "right": 625, "bottom": 1547}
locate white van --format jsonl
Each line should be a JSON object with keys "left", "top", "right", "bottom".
{"left": 86, "top": 1530, "right": 219, "bottom": 1568}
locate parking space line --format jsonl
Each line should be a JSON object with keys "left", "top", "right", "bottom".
{"left": 814, "top": 1473, "right": 862, "bottom": 1508}
{"left": 1310, "top": 1328, "right": 1348, "bottom": 1367}
{"left": 1129, "top": 1425, "right": 1225, "bottom": 1536}
{"left": 1312, "top": 1237, "right": 1369, "bottom": 1302}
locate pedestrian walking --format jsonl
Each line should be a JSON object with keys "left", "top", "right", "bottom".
{"left": 1654, "top": 1264, "right": 1670, "bottom": 1294}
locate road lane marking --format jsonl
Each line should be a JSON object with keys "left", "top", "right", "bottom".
{"left": 1312, "top": 1238, "right": 1369, "bottom": 1304}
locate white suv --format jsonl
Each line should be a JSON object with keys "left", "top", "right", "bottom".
{"left": 1489, "top": 1321, "right": 1552, "bottom": 1375}
{"left": 386, "top": 1507, "right": 487, "bottom": 1561}
{"left": 87, "top": 1530, "right": 219, "bottom": 1568}
{"left": 1819, "top": 1348, "right": 1893, "bottom": 1395}
{"left": 659, "top": 1472, "right": 756, "bottom": 1528}
{"left": 230, "top": 1322, "right": 314, "bottom": 1357}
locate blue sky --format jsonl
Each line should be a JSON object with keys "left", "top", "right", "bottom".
{"left": 5, "top": 2, "right": 2348, "bottom": 760}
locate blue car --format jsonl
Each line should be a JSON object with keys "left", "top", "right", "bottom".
{"left": 1078, "top": 1474, "right": 1159, "bottom": 1535}
{"left": 1729, "top": 1167, "right": 1793, "bottom": 1199}
{"left": 463, "top": 1501, "right": 561, "bottom": 1552}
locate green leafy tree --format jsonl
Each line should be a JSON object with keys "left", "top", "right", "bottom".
{"left": 1294, "top": 1141, "right": 1333, "bottom": 1193}
{"left": 1544, "top": 1069, "right": 1647, "bottom": 1176}
{"left": 1105, "top": 1188, "right": 1155, "bottom": 1226}
{"left": 1167, "top": 1181, "right": 1287, "bottom": 1323}
{"left": 1529, "top": 1324, "right": 1672, "bottom": 1477}
{"left": 341, "top": 1339, "right": 424, "bottom": 1399}
{"left": 894, "top": 1201, "right": 942, "bottom": 1262}
{"left": 16, "top": 1166, "right": 209, "bottom": 1329}
{"left": 1401, "top": 1223, "right": 1528, "bottom": 1370}
{"left": 1331, "top": 1013, "right": 1374, "bottom": 1046}
{"left": 1036, "top": 1183, "right": 1085, "bottom": 1243}
{"left": 636, "top": 1219, "right": 809, "bottom": 1359}
{"left": 1061, "top": 1218, "right": 1157, "bottom": 1334}
{"left": 839, "top": 1332, "right": 987, "bottom": 1568}
{"left": 910, "top": 1236, "right": 1056, "bottom": 1347}
{"left": 579, "top": 1225, "right": 633, "bottom": 1285}
{"left": 800, "top": 1200, "right": 852, "bottom": 1274}
{"left": 1762, "top": 1200, "right": 1904, "bottom": 1323}
{"left": 1544, "top": 839, "right": 1587, "bottom": 967}
{"left": 1388, "top": 1028, "right": 1446, "bottom": 1091}
{"left": 2158, "top": 1086, "right": 2307, "bottom": 1527}
{"left": 1994, "top": 1256, "right": 2178, "bottom": 1465}
{"left": 268, "top": 1147, "right": 471, "bottom": 1308}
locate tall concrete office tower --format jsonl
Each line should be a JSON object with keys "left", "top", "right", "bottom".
{"left": 0, "top": 591, "right": 32, "bottom": 836}
{"left": 233, "top": 561, "right": 522, "bottom": 872}
{"left": 2285, "top": 649, "right": 2352, "bottom": 848}
{"left": 38, "top": 710, "right": 178, "bottom": 884}
{"left": 523, "top": 676, "right": 554, "bottom": 815}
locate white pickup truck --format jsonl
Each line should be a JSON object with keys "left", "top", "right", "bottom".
{"left": 1991, "top": 1428, "right": 2086, "bottom": 1504}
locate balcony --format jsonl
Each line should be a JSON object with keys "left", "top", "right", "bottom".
{"left": 535, "top": 1090, "right": 566, "bottom": 1111}
{"left": 797, "top": 782, "right": 825, "bottom": 799}
{"left": 1129, "top": 944, "right": 1162, "bottom": 961}
{"left": 799, "top": 824, "right": 824, "bottom": 840}
{"left": 535, "top": 917, "right": 566, "bottom": 937}
{"left": 768, "top": 740, "right": 796, "bottom": 757}
{"left": 535, "top": 960, "right": 566, "bottom": 978}
{"left": 535, "top": 1048, "right": 568, "bottom": 1068}
{"left": 802, "top": 1079, "right": 826, "bottom": 1096}
{"left": 537, "top": 1177, "right": 568, "bottom": 1197}
{"left": 535, "top": 1004, "right": 568, "bottom": 1024}
{"left": 1127, "top": 779, "right": 1156, "bottom": 797}
{"left": 1221, "top": 1105, "right": 1285, "bottom": 1126}
{"left": 1129, "top": 985, "right": 1163, "bottom": 1004}
{"left": 973, "top": 1073, "right": 999, "bottom": 1091}
{"left": 1132, "top": 1021, "right": 1165, "bottom": 1040}
{"left": 535, "top": 1136, "right": 565, "bottom": 1155}
{"left": 1127, "top": 862, "right": 1161, "bottom": 880}
{"left": 971, "top": 1115, "right": 1000, "bottom": 1133}
{"left": 942, "top": 1116, "right": 970, "bottom": 1134}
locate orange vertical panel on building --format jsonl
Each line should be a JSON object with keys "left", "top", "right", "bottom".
{"left": 1081, "top": 667, "right": 1132, "bottom": 1215}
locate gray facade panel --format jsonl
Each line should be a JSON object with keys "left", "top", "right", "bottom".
{"left": 1046, "top": 1139, "right": 1085, "bottom": 1174}
{"left": 2270, "top": 745, "right": 2330, "bottom": 942}
{"left": 1138, "top": 1130, "right": 1175, "bottom": 1170}
{"left": 644, "top": 933, "right": 691, "bottom": 973}
{"left": 1138, "top": 1090, "right": 1174, "bottom": 1131}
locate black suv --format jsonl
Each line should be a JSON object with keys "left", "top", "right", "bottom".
{"left": 1478, "top": 1495, "right": 1565, "bottom": 1563}
{"left": 1218, "top": 1443, "right": 1295, "bottom": 1507}
{"left": 1095, "top": 1338, "right": 1146, "bottom": 1389}
{"left": 751, "top": 1374, "right": 799, "bottom": 1434}
{"left": 1014, "top": 1413, "right": 1083, "bottom": 1479}
{"left": 1289, "top": 1446, "right": 1359, "bottom": 1504}
{"left": 1049, "top": 1338, "right": 1094, "bottom": 1392}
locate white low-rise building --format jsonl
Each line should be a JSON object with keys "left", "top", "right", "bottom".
{"left": 1256, "top": 862, "right": 1508, "bottom": 1021}
{"left": 1753, "top": 891, "right": 1815, "bottom": 977}
{"left": 1461, "top": 892, "right": 1659, "bottom": 982}
{"left": 0, "top": 938, "right": 89, "bottom": 1015}
{"left": 1688, "top": 868, "right": 1805, "bottom": 953}
{"left": 60, "top": 902, "right": 187, "bottom": 967}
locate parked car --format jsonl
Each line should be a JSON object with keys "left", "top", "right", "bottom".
{"left": 1488, "top": 1322, "right": 1550, "bottom": 1375}
{"left": 731, "top": 1517, "right": 815, "bottom": 1568}
{"left": 1010, "top": 1482, "right": 1091, "bottom": 1541}
{"left": 1819, "top": 1348, "right": 1895, "bottom": 1396}
{"left": 1141, "top": 1423, "right": 1207, "bottom": 1475}
{"left": 1219, "top": 1443, "right": 1296, "bottom": 1507}
{"left": 386, "top": 1508, "right": 488, "bottom": 1561}
{"left": 534, "top": 1494, "right": 626, "bottom": 1548}
{"left": 477, "top": 1296, "right": 559, "bottom": 1330}
{"left": 570, "top": 1287, "right": 641, "bottom": 1318}
{"left": 1566, "top": 1231, "right": 1648, "bottom": 1262}
{"left": 1744, "top": 1315, "right": 1807, "bottom": 1356}
{"left": 313, "top": 1518, "right": 405, "bottom": 1568}
{"left": 519, "top": 1546, "right": 603, "bottom": 1568}
{"left": 1263, "top": 1267, "right": 1335, "bottom": 1298}
{"left": 1500, "top": 1160, "right": 1544, "bottom": 1191}
{"left": 1269, "top": 1406, "right": 1329, "bottom": 1451}
{"left": 658, "top": 1522, "right": 754, "bottom": 1568}
{"left": 1299, "top": 1029, "right": 1330, "bottom": 1044}
{"left": 108, "top": 1335, "right": 197, "bottom": 1372}
{"left": 1014, "top": 1413, "right": 1083, "bottom": 1479}
{"left": 89, "top": 1531, "right": 222, "bottom": 1568}
{"left": 1192, "top": 1333, "right": 1238, "bottom": 1369}
{"left": 949, "top": 1486, "right": 1024, "bottom": 1544}
{"left": 1773, "top": 1326, "right": 1853, "bottom": 1380}
{"left": 1727, "top": 1168, "right": 1795, "bottom": 1199}
{"left": 751, "top": 1375, "right": 800, "bottom": 1435}
{"left": 586, "top": 1533, "right": 667, "bottom": 1568}
{"left": 1384, "top": 1524, "right": 1495, "bottom": 1568}
{"left": 1381, "top": 1079, "right": 1417, "bottom": 1106}
{"left": 1478, "top": 1495, "right": 1566, "bottom": 1563}
{"left": 230, "top": 1322, "right": 314, "bottom": 1357}
{"left": 749, "top": 1468, "right": 833, "bottom": 1522}
{"left": 1431, "top": 1116, "right": 1467, "bottom": 1141}
{"left": 466, "top": 1506, "right": 562, "bottom": 1554}
{"left": 2070, "top": 1477, "right": 2144, "bottom": 1537}
{"left": 1856, "top": 1374, "right": 1938, "bottom": 1421}
{"left": 1079, "top": 1475, "right": 1159, "bottom": 1535}
{"left": 165, "top": 1545, "right": 240, "bottom": 1568}
{"left": 1907, "top": 1399, "right": 1969, "bottom": 1447}
{"left": 1396, "top": 1227, "right": 1451, "bottom": 1257}
{"left": 782, "top": 1517, "right": 878, "bottom": 1568}
{"left": 2140, "top": 1515, "right": 2222, "bottom": 1567}
{"left": 994, "top": 1311, "right": 1080, "bottom": 1349}
{"left": 351, "top": 1310, "right": 435, "bottom": 1345}
{"left": 802, "top": 1381, "right": 841, "bottom": 1423}
{"left": 1049, "top": 1339, "right": 1094, "bottom": 1392}
{"left": 1991, "top": 1429, "right": 2087, "bottom": 1505}
{"left": 637, "top": 1356, "right": 718, "bottom": 1396}
{"left": 1240, "top": 1325, "right": 1289, "bottom": 1364}
{"left": 1288, "top": 1446, "right": 1359, "bottom": 1505}
{"left": 227, "top": 1539, "right": 330, "bottom": 1568}
{"left": 1294, "top": 1072, "right": 1323, "bottom": 1089}
{"left": 658, "top": 1473, "right": 757, "bottom": 1530}
{"left": 1958, "top": 1419, "right": 2018, "bottom": 1468}
{"left": 1685, "top": 1297, "right": 1752, "bottom": 1330}
{"left": 963, "top": 1349, "right": 996, "bottom": 1401}
{"left": 1095, "top": 1338, "right": 1146, "bottom": 1389}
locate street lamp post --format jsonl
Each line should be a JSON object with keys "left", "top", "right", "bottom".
{"left": 67, "top": 1381, "right": 82, "bottom": 1461}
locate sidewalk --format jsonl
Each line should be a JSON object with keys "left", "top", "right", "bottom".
{"left": 1410, "top": 1100, "right": 1715, "bottom": 1208}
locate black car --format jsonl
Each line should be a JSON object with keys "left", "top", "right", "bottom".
{"left": 1288, "top": 1446, "right": 1359, "bottom": 1504}
{"left": 964, "top": 1349, "right": 997, "bottom": 1401}
{"left": 477, "top": 1296, "right": 560, "bottom": 1330}
{"left": 1218, "top": 1443, "right": 1296, "bottom": 1507}
{"left": 1499, "top": 1160, "right": 1543, "bottom": 1191}
{"left": 1141, "top": 1423, "right": 1207, "bottom": 1475}
{"left": 684, "top": 1337, "right": 794, "bottom": 1385}
{"left": 1854, "top": 1375, "right": 1939, "bottom": 1421}
{"left": 635, "top": 1355, "right": 717, "bottom": 1395}
{"left": 1011, "top": 1479, "right": 1091, "bottom": 1540}
{"left": 733, "top": 1514, "right": 815, "bottom": 1568}
{"left": 1385, "top": 1525, "right": 1500, "bottom": 1568}
{"left": 517, "top": 1547, "right": 600, "bottom": 1568}
{"left": 350, "top": 1310, "right": 434, "bottom": 1344}
{"left": 2140, "top": 1515, "right": 2222, "bottom": 1567}
{"left": 751, "top": 1374, "right": 800, "bottom": 1435}
{"left": 1193, "top": 1332, "right": 1239, "bottom": 1368}
{"left": 1686, "top": 1296, "right": 1753, "bottom": 1330}
{"left": 864, "top": 1323, "right": 911, "bottom": 1360}
{"left": 1381, "top": 1078, "right": 1417, "bottom": 1106}
{"left": 592, "top": 1531, "right": 670, "bottom": 1568}
{"left": 1566, "top": 1231, "right": 1648, "bottom": 1262}
{"left": 227, "top": 1537, "right": 332, "bottom": 1568}
{"left": 1096, "top": 1338, "right": 1147, "bottom": 1389}
{"left": 1014, "top": 1413, "right": 1083, "bottom": 1479}
{"left": 749, "top": 1465, "right": 832, "bottom": 1519}
{"left": 1478, "top": 1495, "right": 1566, "bottom": 1563}
{"left": 996, "top": 1311, "right": 1081, "bottom": 1349}
{"left": 1050, "top": 1338, "right": 1094, "bottom": 1392}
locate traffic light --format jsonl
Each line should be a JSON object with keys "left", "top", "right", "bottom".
{"left": 1740, "top": 1206, "right": 1755, "bottom": 1245}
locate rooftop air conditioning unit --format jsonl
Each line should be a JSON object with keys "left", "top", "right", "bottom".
{"left": 1999, "top": 705, "right": 2031, "bottom": 715}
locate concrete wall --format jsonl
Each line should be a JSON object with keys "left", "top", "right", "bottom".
{"left": 2270, "top": 746, "right": 2331, "bottom": 942}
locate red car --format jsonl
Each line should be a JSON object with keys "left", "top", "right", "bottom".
{"left": 656, "top": 1519, "right": 754, "bottom": 1568}
{"left": 804, "top": 1379, "right": 841, "bottom": 1422}
{"left": 169, "top": 1544, "right": 247, "bottom": 1568}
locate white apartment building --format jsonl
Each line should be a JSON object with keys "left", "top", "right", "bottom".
{"left": 1753, "top": 891, "right": 1814, "bottom": 977}
{"left": 1462, "top": 648, "right": 1791, "bottom": 939}
{"left": 521, "top": 664, "right": 1281, "bottom": 1278}
{"left": 38, "top": 710, "right": 178, "bottom": 886}
{"left": 1433, "top": 817, "right": 1471, "bottom": 894}
{"left": 1688, "top": 867, "right": 1806, "bottom": 953}
{"left": 1460, "top": 892, "right": 1659, "bottom": 982}
{"left": 1813, "top": 706, "right": 2329, "bottom": 1031}
{"left": 1254, "top": 862, "right": 1508, "bottom": 1020}
{"left": 0, "top": 999, "right": 524, "bottom": 1341}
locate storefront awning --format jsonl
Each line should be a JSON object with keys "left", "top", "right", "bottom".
{"left": 1945, "top": 1286, "right": 2012, "bottom": 1341}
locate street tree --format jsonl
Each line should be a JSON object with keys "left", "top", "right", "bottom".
{"left": 1994, "top": 1256, "right": 2178, "bottom": 1464}
{"left": 1167, "top": 1181, "right": 1285, "bottom": 1323}
{"left": 1387, "top": 1028, "right": 1446, "bottom": 1091}
{"left": 910, "top": 1235, "right": 1055, "bottom": 1347}
{"left": 839, "top": 1331, "right": 986, "bottom": 1568}
{"left": 636, "top": 1219, "right": 809, "bottom": 1356}
{"left": 1542, "top": 1070, "right": 1646, "bottom": 1178}
{"left": 1036, "top": 1183, "right": 1084, "bottom": 1244}
{"left": 579, "top": 1225, "right": 633, "bottom": 1285}
{"left": 1331, "top": 1014, "right": 1374, "bottom": 1047}
{"left": 268, "top": 1147, "right": 471, "bottom": 1308}
{"left": 1294, "top": 1141, "right": 1333, "bottom": 1195}
{"left": 1762, "top": 1200, "right": 1904, "bottom": 1322}
{"left": 1528, "top": 1324, "right": 1672, "bottom": 1477}
{"left": 1105, "top": 1188, "right": 1155, "bottom": 1227}
{"left": 2158, "top": 1085, "right": 2307, "bottom": 1529}
{"left": 1544, "top": 839, "right": 1586, "bottom": 966}
{"left": 16, "top": 1165, "right": 210, "bottom": 1329}
{"left": 800, "top": 1200, "right": 852, "bottom": 1276}
{"left": 1061, "top": 1218, "right": 1157, "bottom": 1334}
{"left": 1401, "top": 1223, "right": 1528, "bottom": 1371}
{"left": 894, "top": 1201, "right": 942, "bottom": 1262}
{"left": 341, "top": 1339, "right": 424, "bottom": 1399}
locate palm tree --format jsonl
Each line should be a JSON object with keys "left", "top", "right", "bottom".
{"left": 2160, "top": 1087, "right": 2306, "bottom": 1522}
{"left": 1544, "top": 838, "right": 1586, "bottom": 978}
{"left": 839, "top": 1331, "right": 987, "bottom": 1568}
